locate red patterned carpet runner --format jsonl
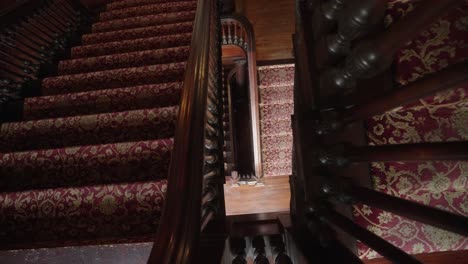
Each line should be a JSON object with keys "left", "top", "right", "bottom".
{"left": 0, "top": 0, "right": 197, "bottom": 248}
{"left": 258, "top": 64, "right": 294, "bottom": 177}
{"left": 353, "top": 0, "right": 468, "bottom": 259}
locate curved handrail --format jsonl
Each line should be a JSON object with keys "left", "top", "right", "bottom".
{"left": 148, "top": 0, "right": 224, "bottom": 263}
{"left": 221, "top": 15, "right": 263, "bottom": 179}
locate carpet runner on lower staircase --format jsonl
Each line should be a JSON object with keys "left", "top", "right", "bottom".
{"left": 353, "top": 0, "right": 468, "bottom": 259}
{"left": 258, "top": 64, "right": 295, "bottom": 177}
{"left": 0, "top": 0, "right": 197, "bottom": 249}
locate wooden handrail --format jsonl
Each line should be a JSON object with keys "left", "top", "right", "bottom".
{"left": 221, "top": 15, "right": 263, "bottom": 179}
{"left": 148, "top": 0, "right": 224, "bottom": 263}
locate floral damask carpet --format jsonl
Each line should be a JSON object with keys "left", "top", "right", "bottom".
{"left": 258, "top": 64, "right": 295, "bottom": 177}
{"left": 353, "top": 0, "right": 468, "bottom": 259}
{"left": 0, "top": 0, "right": 197, "bottom": 249}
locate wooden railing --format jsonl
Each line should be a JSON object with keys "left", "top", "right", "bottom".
{"left": 148, "top": 0, "right": 226, "bottom": 263}
{"left": 292, "top": 0, "right": 468, "bottom": 263}
{"left": 221, "top": 15, "right": 263, "bottom": 179}
{"left": 0, "top": 0, "right": 91, "bottom": 118}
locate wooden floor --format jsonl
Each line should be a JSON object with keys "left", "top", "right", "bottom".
{"left": 236, "top": 0, "right": 295, "bottom": 61}
{"left": 224, "top": 175, "right": 291, "bottom": 215}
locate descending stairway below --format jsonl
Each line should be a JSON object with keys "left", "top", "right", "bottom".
{"left": 353, "top": 0, "right": 468, "bottom": 259}
{"left": 0, "top": 0, "right": 197, "bottom": 249}
{"left": 258, "top": 64, "right": 294, "bottom": 177}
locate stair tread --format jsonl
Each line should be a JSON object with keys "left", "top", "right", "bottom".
{"left": 71, "top": 33, "right": 192, "bottom": 59}
{"left": 41, "top": 62, "right": 186, "bottom": 95}
{"left": 24, "top": 82, "right": 182, "bottom": 120}
{"left": 0, "top": 0, "right": 197, "bottom": 249}
{"left": 0, "top": 138, "right": 174, "bottom": 192}
{"left": 0, "top": 179, "right": 167, "bottom": 248}
{"left": 99, "top": 1, "right": 197, "bottom": 22}
{"left": 82, "top": 22, "right": 193, "bottom": 45}
{"left": 92, "top": 10, "right": 196, "bottom": 33}
{"left": 106, "top": 0, "right": 193, "bottom": 11}
{"left": 0, "top": 106, "right": 178, "bottom": 152}
{"left": 58, "top": 46, "right": 190, "bottom": 75}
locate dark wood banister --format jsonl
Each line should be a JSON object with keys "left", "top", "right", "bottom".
{"left": 148, "top": 0, "right": 223, "bottom": 263}
{"left": 221, "top": 15, "right": 263, "bottom": 179}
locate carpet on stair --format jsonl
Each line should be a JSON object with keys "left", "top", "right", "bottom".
{"left": 0, "top": 139, "right": 174, "bottom": 192}
{"left": 81, "top": 22, "right": 193, "bottom": 45}
{"left": 352, "top": 0, "right": 468, "bottom": 259}
{"left": 0, "top": 0, "right": 197, "bottom": 248}
{"left": 58, "top": 46, "right": 190, "bottom": 74}
{"left": 257, "top": 64, "right": 295, "bottom": 177}
{"left": 41, "top": 62, "right": 186, "bottom": 95}
{"left": 71, "top": 33, "right": 192, "bottom": 59}
{"left": 23, "top": 82, "right": 182, "bottom": 120}
{"left": 92, "top": 10, "right": 196, "bottom": 33}
{"left": 99, "top": 1, "right": 197, "bottom": 22}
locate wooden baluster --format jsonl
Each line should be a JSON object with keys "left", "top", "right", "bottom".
{"left": 315, "top": 208, "right": 422, "bottom": 264}
{"left": 222, "top": 23, "right": 227, "bottom": 44}
{"left": 343, "top": 61, "right": 468, "bottom": 123}
{"left": 234, "top": 22, "right": 238, "bottom": 45}
{"left": 320, "top": 0, "right": 463, "bottom": 98}
{"left": 315, "top": 0, "right": 386, "bottom": 68}
{"left": 312, "top": 0, "right": 345, "bottom": 39}
{"left": 230, "top": 237, "right": 247, "bottom": 264}
{"left": 305, "top": 215, "right": 365, "bottom": 263}
{"left": 269, "top": 235, "right": 293, "bottom": 264}
{"left": 332, "top": 185, "right": 468, "bottom": 236}
{"left": 253, "top": 236, "right": 270, "bottom": 264}
{"left": 228, "top": 21, "right": 232, "bottom": 44}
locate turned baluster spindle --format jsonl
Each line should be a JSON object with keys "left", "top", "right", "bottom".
{"left": 315, "top": 0, "right": 386, "bottom": 68}
{"left": 312, "top": 0, "right": 345, "bottom": 39}
{"left": 230, "top": 237, "right": 247, "bottom": 264}
{"left": 253, "top": 236, "right": 270, "bottom": 264}
{"left": 269, "top": 235, "right": 293, "bottom": 264}
{"left": 320, "top": 0, "right": 463, "bottom": 98}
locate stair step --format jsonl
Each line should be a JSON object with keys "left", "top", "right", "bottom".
{"left": 259, "top": 84, "right": 294, "bottom": 104}
{"left": 24, "top": 82, "right": 182, "bottom": 120}
{"left": 99, "top": 1, "right": 197, "bottom": 22}
{"left": 0, "top": 138, "right": 173, "bottom": 192}
{"left": 261, "top": 133, "right": 293, "bottom": 152}
{"left": 106, "top": 0, "right": 193, "bottom": 11}
{"left": 92, "top": 10, "right": 196, "bottom": 33}
{"left": 261, "top": 118, "right": 292, "bottom": 136}
{"left": 82, "top": 22, "right": 193, "bottom": 45}
{"left": 71, "top": 33, "right": 192, "bottom": 59}
{"left": 0, "top": 242, "right": 154, "bottom": 261}
{"left": 259, "top": 102, "right": 294, "bottom": 121}
{"left": 262, "top": 162, "right": 292, "bottom": 177}
{"left": 0, "top": 107, "right": 178, "bottom": 152}
{"left": 0, "top": 180, "right": 167, "bottom": 248}
{"left": 58, "top": 46, "right": 190, "bottom": 75}
{"left": 41, "top": 62, "right": 186, "bottom": 95}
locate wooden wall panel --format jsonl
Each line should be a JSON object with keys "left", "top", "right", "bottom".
{"left": 236, "top": 0, "right": 295, "bottom": 61}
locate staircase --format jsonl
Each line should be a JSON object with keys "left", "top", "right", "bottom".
{"left": 258, "top": 64, "right": 294, "bottom": 177}
{"left": 0, "top": 0, "right": 197, "bottom": 249}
